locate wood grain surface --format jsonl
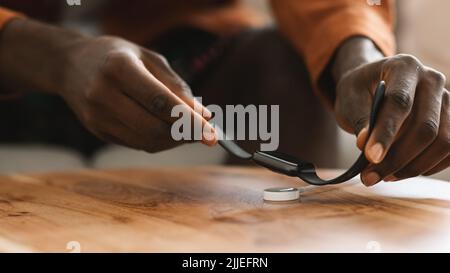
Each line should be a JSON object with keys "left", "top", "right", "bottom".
{"left": 0, "top": 167, "right": 449, "bottom": 252}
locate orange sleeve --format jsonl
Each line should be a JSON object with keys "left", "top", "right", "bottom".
{"left": 271, "top": 0, "right": 396, "bottom": 109}
{"left": 0, "top": 7, "right": 25, "bottom": 100}
{"left": 0, "top": 7, "right": 22, "bottom": 29}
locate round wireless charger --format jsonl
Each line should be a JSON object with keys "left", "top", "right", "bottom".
{"left": 263, "top": 187, "right": 300, "bottom": 202}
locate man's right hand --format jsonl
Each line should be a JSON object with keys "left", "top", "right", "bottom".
{"left": 61, "top": 36, "right": 217, "bottom": 152}
{"left": 0, "top": 19, "right": 217, "bottom": 152}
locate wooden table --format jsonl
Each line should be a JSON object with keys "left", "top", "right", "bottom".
{"left": 0, "top": 167, "right": 449, "bottom": 253}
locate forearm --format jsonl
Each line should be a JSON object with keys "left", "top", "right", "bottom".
{"left": 0, "top": 18, "right": 88, "bottom": 95}
{"left": 332, "top": 36, "right": 385, "bottom": 83}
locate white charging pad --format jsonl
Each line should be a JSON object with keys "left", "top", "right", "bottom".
{"left": 263, "top": 187, "right": 300, "bottom": 202}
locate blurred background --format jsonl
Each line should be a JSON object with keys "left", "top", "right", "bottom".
{"left": 0, "top": 0, "right": 448, "bottom": 181}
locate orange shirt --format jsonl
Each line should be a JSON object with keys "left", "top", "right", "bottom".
{"left": 0, "top": 1, "right": 396, "bottom": 106}
{"left": 0, "top": 7, "right": 20, "bottom": 29}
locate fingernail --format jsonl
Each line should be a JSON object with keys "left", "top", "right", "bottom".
{"left": 357, "top": 127, "right": 368, "bottom": 139}
{"left": 363, "top": 172, "right": 381, "bottom": 187}
{"left": 384, "top": 175, "right": 398, "bottom": 182}
{"left": 202, "top": 126, "right": 218, "bottom": 146}
{"left": 368, "top": 143, "right": 384, "bottom": 163}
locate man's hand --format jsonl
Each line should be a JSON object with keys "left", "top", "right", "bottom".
{"left": 0, "top": 19, "right": 216, "bottom": 152}
{"left": 333, "top": 37, "right": 449, "bottom": 186}
{"left": 60, "top": 36, "right": 217, "bottom": 152}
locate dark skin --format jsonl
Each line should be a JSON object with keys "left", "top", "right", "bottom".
{"left": 0, "top": 19, "right": 448, "bottom": 185}
{"left": 333, "top": 37, "right": 449, "bottom": 186}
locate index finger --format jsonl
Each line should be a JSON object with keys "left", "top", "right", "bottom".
{"left": 104, "top": 52, "right": 217, "bottom": 145}
{"left": 365, "top": 70, "right": 419, "bottom": 163}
